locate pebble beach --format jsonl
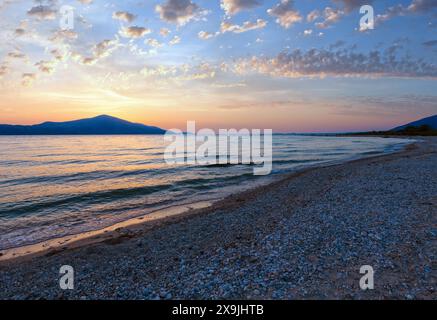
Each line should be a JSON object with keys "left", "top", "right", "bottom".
{"left": 0, "top": 137, "right": 436, "bottom": 300}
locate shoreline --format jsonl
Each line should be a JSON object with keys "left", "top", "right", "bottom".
{"left": 0, "top": 200, "right": 215, "bottom": 263}
{"left": 0, "top": 136, "right": 435, "bottom": 299}
{"left": 0, "top": 137, "right": 414, "bottom": 264}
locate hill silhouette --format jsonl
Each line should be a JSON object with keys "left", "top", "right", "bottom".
{"left": 392, "top": 114, "right": 437, "bottom": 131}
{"left": 0, "top": 115, "right": 166, "bottom": 135}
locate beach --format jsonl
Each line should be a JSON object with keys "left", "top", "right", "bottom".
{"left": 0, "top": 137, "right": 435, "bottom": 300}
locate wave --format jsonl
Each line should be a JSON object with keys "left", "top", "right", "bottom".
{"left": 273, "top": 158, "right": 326, "bottom": 165}
{"left": 0, "top": 170, "right": 123, "bottom": 186}
{"left": 359, "top": 150, "right": 382, "bottom": 155}
{"left": 0, "top": 172, "right": 255, "bottom": 218}
{"left": 0, "top": 165, "right": 187, "bottom": 186}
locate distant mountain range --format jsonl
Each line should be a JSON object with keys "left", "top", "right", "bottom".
{"left": 392, "top": 114, "right": 437, "bottom": 131}
{"left": 0, "top": 115, "right": 166, "bottom": 135}
{"left": 1, "top": 114, "right": 435, "bottom": 136}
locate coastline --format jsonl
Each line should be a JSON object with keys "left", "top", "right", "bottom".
{"left": 0, "top": 200, "right": 215, "bottom": 263}
{"left": 0, "top": 136, "right": 435, "bottom": 299}
{"left": 0, "top": 136, "right": 413, "bottom": 264}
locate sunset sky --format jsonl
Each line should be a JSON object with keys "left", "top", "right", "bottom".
{"left": 0, "top": 0, "right": 436, "bottom": 132}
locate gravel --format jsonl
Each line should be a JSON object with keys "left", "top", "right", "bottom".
{"left": 0, "top": 137, "right": 436, "bottom": 300}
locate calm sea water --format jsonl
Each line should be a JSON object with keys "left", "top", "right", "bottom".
{"left": 0, "top": 135, "right": 411, "bottom": 249}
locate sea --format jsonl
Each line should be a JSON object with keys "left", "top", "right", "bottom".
{"left": 0, "top": 135, "right": 412, "bottom": 250}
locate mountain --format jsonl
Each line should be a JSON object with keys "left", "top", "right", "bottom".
{"left": 392, "top": 114, "right": 437, "bottom": 131}
{"left": 0, "top": 115, "right": 166, "bottom": 135}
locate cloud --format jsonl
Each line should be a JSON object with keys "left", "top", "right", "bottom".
{"left": 211, "top": 82, "right": 246, "bottom": 88}
{"left": 141, "top": 65, "right": 178, "bottom": 77}
{"left": 177, "top": 62, "right": 216, "bottom": 81}
{"left": 146, "top": 38, "right": 164, "bottom": 48}
{"left": 35, "top": 60, "right": 57, "bottom": 74}
{"left": 93, "top": 39, "right": 119, "bottom": 59}
{"left": 0, "top": 0, "right": 15, "bottom": 12}
{"left": 0, "top": 64, "right": 9, "bottom": 78}
{"left": 332, "top": 95, "right": 437, "bottom": 118}
{"left": 50, "top": 49, "right": 67, "bottom": 61}
{"left": 303, "top": 29, "right": 313, "bottom": 36}
{"left": 112, "top": 11, "right": 136, "bottom": 23}
{"left": 329, "top": 40, "right": 346, "bottom": 49}
{"left": 156, "top": 0, "right": 201, "bottom": 26}
{"left": 50, "top": 30, "right": 78, "bottom": 42}
{"left": 333, "top": 0, "right": 373, "bottom": 13}
{"left": 220, "top": 0, "right": 261, "bottom": 16}
{"left": 315, "top": 7, "right": 344, "bottom": 29}
{"left": 7, "top": 51, "right": 26, "bottom": 59}
{"left": 79, "top": 57, "right": 97, "bottom": 65}
{"left": 27, "top": 5, "right": 57, "bottom": 20}
{"left": 77, "top": 0, "right": 93, "bottom": 4}
{"left": 408, "top": 0, "right": 437, "bottom": 12}
{"left": 375, "top": 4, "right": 406, "bottom": 25}
{"left": 76, "top": 14, "right": 92, "bottom": 28}
{"left": 423, "top": 40, "right": 437, "bottom": 47}
{"left": 119, "top": 26, "right": 151, "bottom": 38}
{"left": 307, "top": 10, "right": 320, "bottom": 22}
{"left": 160, "top": 28, "right": 171, "bottom": 37}
{"left": 220, "top": 19, "right": 267, "bottom": 33}
{"left": 198, "top": 31, "right": 214, "bottom": 40}
{"left": 15, "top": 28, "right": 26, "bottom": 36}
{"left": 169, "top": 35, "right": 181, "bottom": 45}
{"left": 376, "top": 0, "right": 437, "bottom": 25}
{"left": 267, "top": 0, "right": 302, "bottom": 29}
{"left": 22, "top": 73, "right": 36, "bottom": 86}
{"left": 140, "top": 62, "right": 217, "bottom": 81}
{"left": 73, "top": 39, "right": 120, "bottom": 66}
{"left": 232, "top": 46, "right": 437, "bottom": 79}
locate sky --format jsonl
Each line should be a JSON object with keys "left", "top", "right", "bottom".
{"left": 0, "top": 0, "right": 436, "bottom": 132}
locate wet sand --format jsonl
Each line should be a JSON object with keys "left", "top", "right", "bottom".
{"left": 0, "top": 200, "right": 214, "bottom": 262}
